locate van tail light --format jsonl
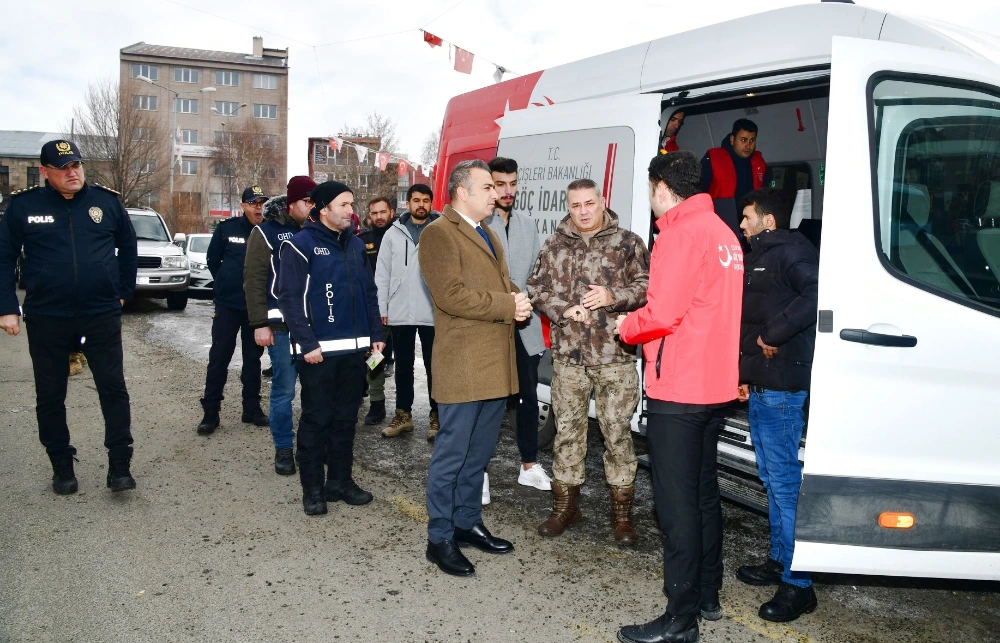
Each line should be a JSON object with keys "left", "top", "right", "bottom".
{"left": 878, "top": 512, "right": 915, "bottom": 529}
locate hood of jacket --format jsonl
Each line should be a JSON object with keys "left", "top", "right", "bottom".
{"left": 263, "top": 195, "right": 288, "bottom": 223}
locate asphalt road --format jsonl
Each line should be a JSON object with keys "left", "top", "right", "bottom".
{"left": 1, "top": 294, "right": 997, "bottom": 643}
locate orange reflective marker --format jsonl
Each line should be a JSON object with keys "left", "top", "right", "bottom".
{"left": 878, "top": 512, "right": 915, "bottom": 529}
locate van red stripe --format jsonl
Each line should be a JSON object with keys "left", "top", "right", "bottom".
{"left": 604, "top": 143, "right": 617, "bottom": 208}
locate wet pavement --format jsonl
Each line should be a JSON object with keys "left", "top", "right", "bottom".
{"left": 1, "top": 295, "right": 997, "bottom": 642}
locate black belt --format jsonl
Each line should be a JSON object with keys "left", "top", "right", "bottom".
{"left": 750, "top": 385, "right": 768, "bottom": 394}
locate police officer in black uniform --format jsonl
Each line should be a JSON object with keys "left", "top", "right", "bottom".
{"left": 197, "top": 186, "right": 270, "bottom": 434}
{"left": 277, "top": 181, "right": 384, "bottom": 516}
{"left": 0, "top": 139, "right": 138, "bottom": 495}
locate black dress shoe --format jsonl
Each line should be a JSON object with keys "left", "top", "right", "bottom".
{"left": 736, "top": 558, "right": 784, "bottom": 586}
{"left": 618, "top": 613, "right": 699, "bottom": 643}
{"left": 242, "top": 409, "right": 269, "bottom": 426}
{"left": 426, "top": 540, "right": 475, "bottom": 577}
{"left": 302, "top": 486, "right": 327, "bottom": 515}
{"left": 262, "top": 367, "right": 273, "bottom": 378}
{"left": 699, "top": 601, "right": 722, "bottom": 621}
{"left": 197, "top": 409, "right": 220, "bottom": 435}
{"left": 107, "top": 460, "right": 136, "bottom": 492}
{"left": 326, "top": 479, "right": 373, "bottom": 505}
{"left": 274, "top": 448, "right": 295, "bottom": 476}
{"left": 759, "top": 582, "right": 817, "bottom": 623}
{"left": 454, "top": 523, "right": 513, "bottom": 554}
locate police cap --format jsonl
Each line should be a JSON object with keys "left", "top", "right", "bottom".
{"left": 40, "top": 140, "right": 83, "bottom": 168}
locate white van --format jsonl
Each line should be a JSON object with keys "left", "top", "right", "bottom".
{"left": 432, "top": 2, "right": 1000, "bottom": 581}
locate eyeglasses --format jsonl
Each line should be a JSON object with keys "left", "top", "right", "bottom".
{"left": 45, "top": 162, "right": 83, "bottom": 172}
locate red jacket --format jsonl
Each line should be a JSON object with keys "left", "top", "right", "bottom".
{"left": 659, "top": 136, "right": 679, "bottom": 154}
{"left": 706, "top": 147, "right": 765, "bottom": 199}
{"left": 618, "top": 194, "right": 743, "bottom": 405}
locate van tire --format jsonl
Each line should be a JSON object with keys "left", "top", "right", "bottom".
{"left": 166, "top": 291, "right": 188, "bottom": 311}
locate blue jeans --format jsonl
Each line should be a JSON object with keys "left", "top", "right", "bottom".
{"left": 266, "top": 330, "right": 297, "bottom": 450}
{"left": 748, "top": 388, "right": 812, "bottom": 588}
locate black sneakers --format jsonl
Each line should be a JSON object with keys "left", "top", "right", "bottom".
{"left": 197, "top": 409, "right": 220, "bottom": 435}
{"left": 363, "top": 400, "right": 386, "bottom": 425}
{"left": 326, "top": 479, "right": 373, "bottom": 505}
{"left": 274, "top": 448, "right": 295, "bottom": 476}
{"left": 107, "top": 449, "right": 136, "bottom": 492}
{"left": 49, "top": 455, "right": 78, "bottom": 495}
{"left": 241, "top": 408, "right": 268, "bottom": 427}
{"left": 302, "top": 486, "right": 327, "bottom": 515}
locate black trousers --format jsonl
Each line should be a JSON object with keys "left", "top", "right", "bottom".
{"left": 646, "top": 409, "right": 725, "bottom": 617}
{"left": 513, "top": 332, "right": 541, "bottom": 464}
{"left": 201, "top": 303, "right": 263, "bottom": 413}
{"left": 25, "top": 311, "right": 132, "bottom": 460}
{"left": 295, "top": 352, "right": 366, "bottom": 489}
{"left": 391, "top": 325, "right": 436, "bottom": 413}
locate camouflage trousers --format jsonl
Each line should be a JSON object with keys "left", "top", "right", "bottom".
{"left": 551, "top": 360, "right": 639, "bottom": 487}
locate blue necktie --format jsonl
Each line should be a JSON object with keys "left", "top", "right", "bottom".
{"left": 476, "top": 225, "right": 496, "bottom": 258}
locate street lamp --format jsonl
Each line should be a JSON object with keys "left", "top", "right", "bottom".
{"left": 136, "top": 75, "right": 216, "bottom": 202}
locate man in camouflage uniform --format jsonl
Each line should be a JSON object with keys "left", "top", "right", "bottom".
{"left": 527, "top": 178, "right": 650, "bottom": 544}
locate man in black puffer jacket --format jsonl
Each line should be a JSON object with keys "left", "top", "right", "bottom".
{"left": 734, "top": 187, "right": 819, "bottom": 624}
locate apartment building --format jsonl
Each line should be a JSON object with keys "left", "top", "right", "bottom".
{"left": 120, "top": 37, "right": 288, "bottom": 227}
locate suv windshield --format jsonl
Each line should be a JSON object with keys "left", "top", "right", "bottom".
{"left": 129, "top": 213, "right": 170, "bottom": 242}
{"left": 188, "top": 236, "right": 211, "bottom": 253}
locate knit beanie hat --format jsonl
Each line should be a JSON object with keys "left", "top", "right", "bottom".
{"left": 286, "top": 175, "right": 317, "bottom": 205}
{"left": 310, "top": 181, "right": 353, "bottom": 212}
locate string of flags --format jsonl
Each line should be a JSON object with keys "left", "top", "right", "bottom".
{"left": 326, "top": 137, "right": 414, "bottom": 177}
{"left": 421, "top": 29, "right": 513, "bottom": 82}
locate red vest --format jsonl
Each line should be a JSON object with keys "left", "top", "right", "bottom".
{"left": 659, "top": 137, "right": 679, "bottom": 154}
{"left": 706, "top": 147, "right": 765, "bottom": 199}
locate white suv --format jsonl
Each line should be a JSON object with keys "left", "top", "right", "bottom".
{"left": 127, "top": 208, "right": 189, "bottom": 310}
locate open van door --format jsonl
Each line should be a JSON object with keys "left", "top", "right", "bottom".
{"left": 795, "top": 37, "right": 1000, "bottom": 581}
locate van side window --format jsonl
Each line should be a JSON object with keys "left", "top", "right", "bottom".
{"left": 872, "top": 77, "right": 1000, "bottom": 314}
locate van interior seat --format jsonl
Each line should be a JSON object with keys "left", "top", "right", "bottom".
{"left": 976, "top": 229, "right": 1000, "bottom": 285}
{"left": 897, "top": 184, "right": 977, "bottom": 297}
{"left": 790, "top": 189, "right": 812, "bottom": 230}
{"left": 973, "top": 180, "right": 1000, "bottom": 218}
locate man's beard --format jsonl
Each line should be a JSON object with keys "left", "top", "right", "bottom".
{"left": 410, "top": 209, "right": 429, "bottom": 222}
{"left": 495, "top": 199, "right": 514, "bottom": 213}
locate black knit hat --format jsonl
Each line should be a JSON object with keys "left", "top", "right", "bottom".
{"left": 310, "top": 181, "right": 353, "bottom": 211}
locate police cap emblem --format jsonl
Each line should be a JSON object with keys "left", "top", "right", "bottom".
{"left": 56, "top": 142, "right": 72, "bottom": 154}
{"left": 89, "top": 206, "right": 103, "bottom": 223}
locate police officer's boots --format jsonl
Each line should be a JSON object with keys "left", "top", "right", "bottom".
{"left": 107, "top": 447, "right": 136, "bottom": 492}
{"left": 610, "top": 485, "right": 638, "bottom": 545}
{"left": 364, "top": 400, "right": 386, "bottom": 425}
{"left": 537, "top": 481, "right": 582, "bottom": 537}
{"left": 197, "top": 409, "right": 220, "bottom": 435}
{"left": 49, "top": 454, "right": 78, "bottom": 495}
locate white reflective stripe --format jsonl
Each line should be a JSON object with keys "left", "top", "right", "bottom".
{"left": 292, "top": 337, "right": 370, "bottom": 354}
{"left": 267, "top": 308, "right": 283, "bottom": 321}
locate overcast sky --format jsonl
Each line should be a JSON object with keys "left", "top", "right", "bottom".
{"left": 2, "top": 0, "right": 999, "bottom": 178}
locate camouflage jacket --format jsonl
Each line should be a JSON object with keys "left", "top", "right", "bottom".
{"left": 527, "top": 209, "right": 650, "bottom": 365}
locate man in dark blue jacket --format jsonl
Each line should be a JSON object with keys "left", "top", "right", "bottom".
{"left": 0, "top": 139, "right": 138, "bottom": 494}
{"left": 277, "top": 181, "right": 384, "bottom": 516}
{"left": 735, "top": 187, "right": 819, "bottom": 623}
{"left": 197, "top": 186, "right": 269, "bottom": 434}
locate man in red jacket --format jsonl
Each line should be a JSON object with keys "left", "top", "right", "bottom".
{"left": 615, "top": 151, "right": 743, "bottom": 643}
{"left": 701, "top": 118, "right": 766, "bottom": 243}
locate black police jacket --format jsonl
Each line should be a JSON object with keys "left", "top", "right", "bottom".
{"left": 207, "top": 215, "right": 255, "bottom": 311}
{"left": 0, "top": 183, "right": 137, "bottom": 317}
{"left": 739, "top": 228, "right": 819, "bottom": 392}
{"left": 358, "top": 218, "right": 395, "bottom": 277}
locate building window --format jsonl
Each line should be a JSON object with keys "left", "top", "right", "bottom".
{"left": 259, "top": 134, "right": 278, "bottom": 149}
{"left": 214, "top": 131, "right": 234, "bottom": 146}
{"left": 333, "top": 149, "right": 347, "bottom": 166}
{"left": 253, "top": 104, "right": 277, "bottom": 119}
{"left": 181, "top": 160, "right": 198, "bottom": 175}
{"left": 181, "top": 129, "right": 198, "bottom": 144}
{"left": 214, "top": 101, "right": 240, "bottom": 116}
{"left": 0, "top": 165, "right": 9, "bottom": 194}
{"left": 313, "top": 142, "right": 328, "bottom": 165}
{"left": 137, "top": 192, "right": 159, "bottom": 209}
{"left": 215, "top": 70, "right": 239, "bottom": 86}
{"left": 214, "top": 163, "right": 234, "bottom": 177}
{"left": 131, "top": 64, "right": 158, "bottom": 81}
{"left": 175, "top": 98, "right": 198, "bottom": 114}
{"left": 132, "top": 127, "right": 155, "bottom": 141}
{"left": 133, "top": 95, "right": 157, "bottom": 111}
{"left": 253, "top": 74, "right": 278, "bottom": 90}
{"left": 174, "top": 67, "right": 200, "bottom": 83}
{"left": 133, "top": 160, "right": 156, "bottom": 174}
{"left": 27, "top": 167, "right": 39, "bottom": 188}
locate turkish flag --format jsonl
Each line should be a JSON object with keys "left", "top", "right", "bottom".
{"left": 397, "top": 159, "right": 409, "bottom": 176}
{"left": 454, "top": 47, "right": 474, "bottom": 74}
{"left": 328, "top": 138, "right": 338, "bottom": 152}
{"left": 376, "top": 152, "right": 389, "bottom": 171}
{"left": 423, "top": 31, "right": 443, "bottom": 48}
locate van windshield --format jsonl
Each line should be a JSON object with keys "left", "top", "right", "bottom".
{"left": 129, "top": 214, "right": 170, "bottom": 242}
{"left": 188, "top": 236, "right": 210, "bottom": 253}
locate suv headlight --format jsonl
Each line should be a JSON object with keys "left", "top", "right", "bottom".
{"left": 162, "top": 256, "right": 189, "bottom": 269}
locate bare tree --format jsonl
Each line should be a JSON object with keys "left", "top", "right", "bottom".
{"left": 211, "top": 117, "right": 284, "bottom": 204}
{"left": 340, "top": 111, "right": 400, "bottom": 155}
{"left": 420, "top": 128, "right": 441, "bottom": 168}
{"left": 66, "top": 78, "right": 169, "bottom": 207}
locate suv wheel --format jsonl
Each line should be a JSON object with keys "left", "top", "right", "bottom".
{"left": 166, "top": 291, "right": 188, "bottom": 311}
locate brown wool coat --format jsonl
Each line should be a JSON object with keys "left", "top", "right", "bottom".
{"left": 418, "top": 205, "right": 519, "bottom": 404}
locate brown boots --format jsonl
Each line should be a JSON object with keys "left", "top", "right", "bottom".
{"left": 610, "top": 485, "right": 638, "bottom": 544}
{"left": 537, "top": 481, "right": 582, "bottom": 536}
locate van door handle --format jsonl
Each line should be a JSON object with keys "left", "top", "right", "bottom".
{"left": 839, "top": 328, "right": 917, "bottom": 347}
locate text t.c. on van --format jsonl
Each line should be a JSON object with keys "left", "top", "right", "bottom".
{"left": 433, "top": 1, "right": 1000, "bottom": 581}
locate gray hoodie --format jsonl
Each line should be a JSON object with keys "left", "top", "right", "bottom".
{"left": 374, "top": 211, "right": 440, "bottom": 325}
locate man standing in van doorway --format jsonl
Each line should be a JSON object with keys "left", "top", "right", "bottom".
{"left": 659, "top": 109, "right": 685, "bottom": 154}
{"left": 484, "top": 157, "right": 551, "bottom": 492}
{"left": 701, "top": 118, "right": 766, "bottom": 243}
{"left": 527, "top": 178, "right": 650, "bottom": 545}
{"left": 735, "top": 187, "right": 819, "bottom": 623}
{"left": 616, "top": 151, "right": 742, "bottom": 643}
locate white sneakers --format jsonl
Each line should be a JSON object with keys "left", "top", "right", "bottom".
{"left": 517, "top": 463, "right": 552, "bottom": 491}
{"left": 482, "top": 472, "right": 491, "bottom": 506}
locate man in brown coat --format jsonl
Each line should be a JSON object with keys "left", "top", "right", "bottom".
{"left": 418, "top": 160, "right": 532, "bottom": 577}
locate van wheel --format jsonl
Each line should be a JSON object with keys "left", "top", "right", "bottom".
{"left": 537, "top": 404, "right": 556, "bottom": 452}
{"left": 166, "top": 291, "right": 188, "bottom": 311}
